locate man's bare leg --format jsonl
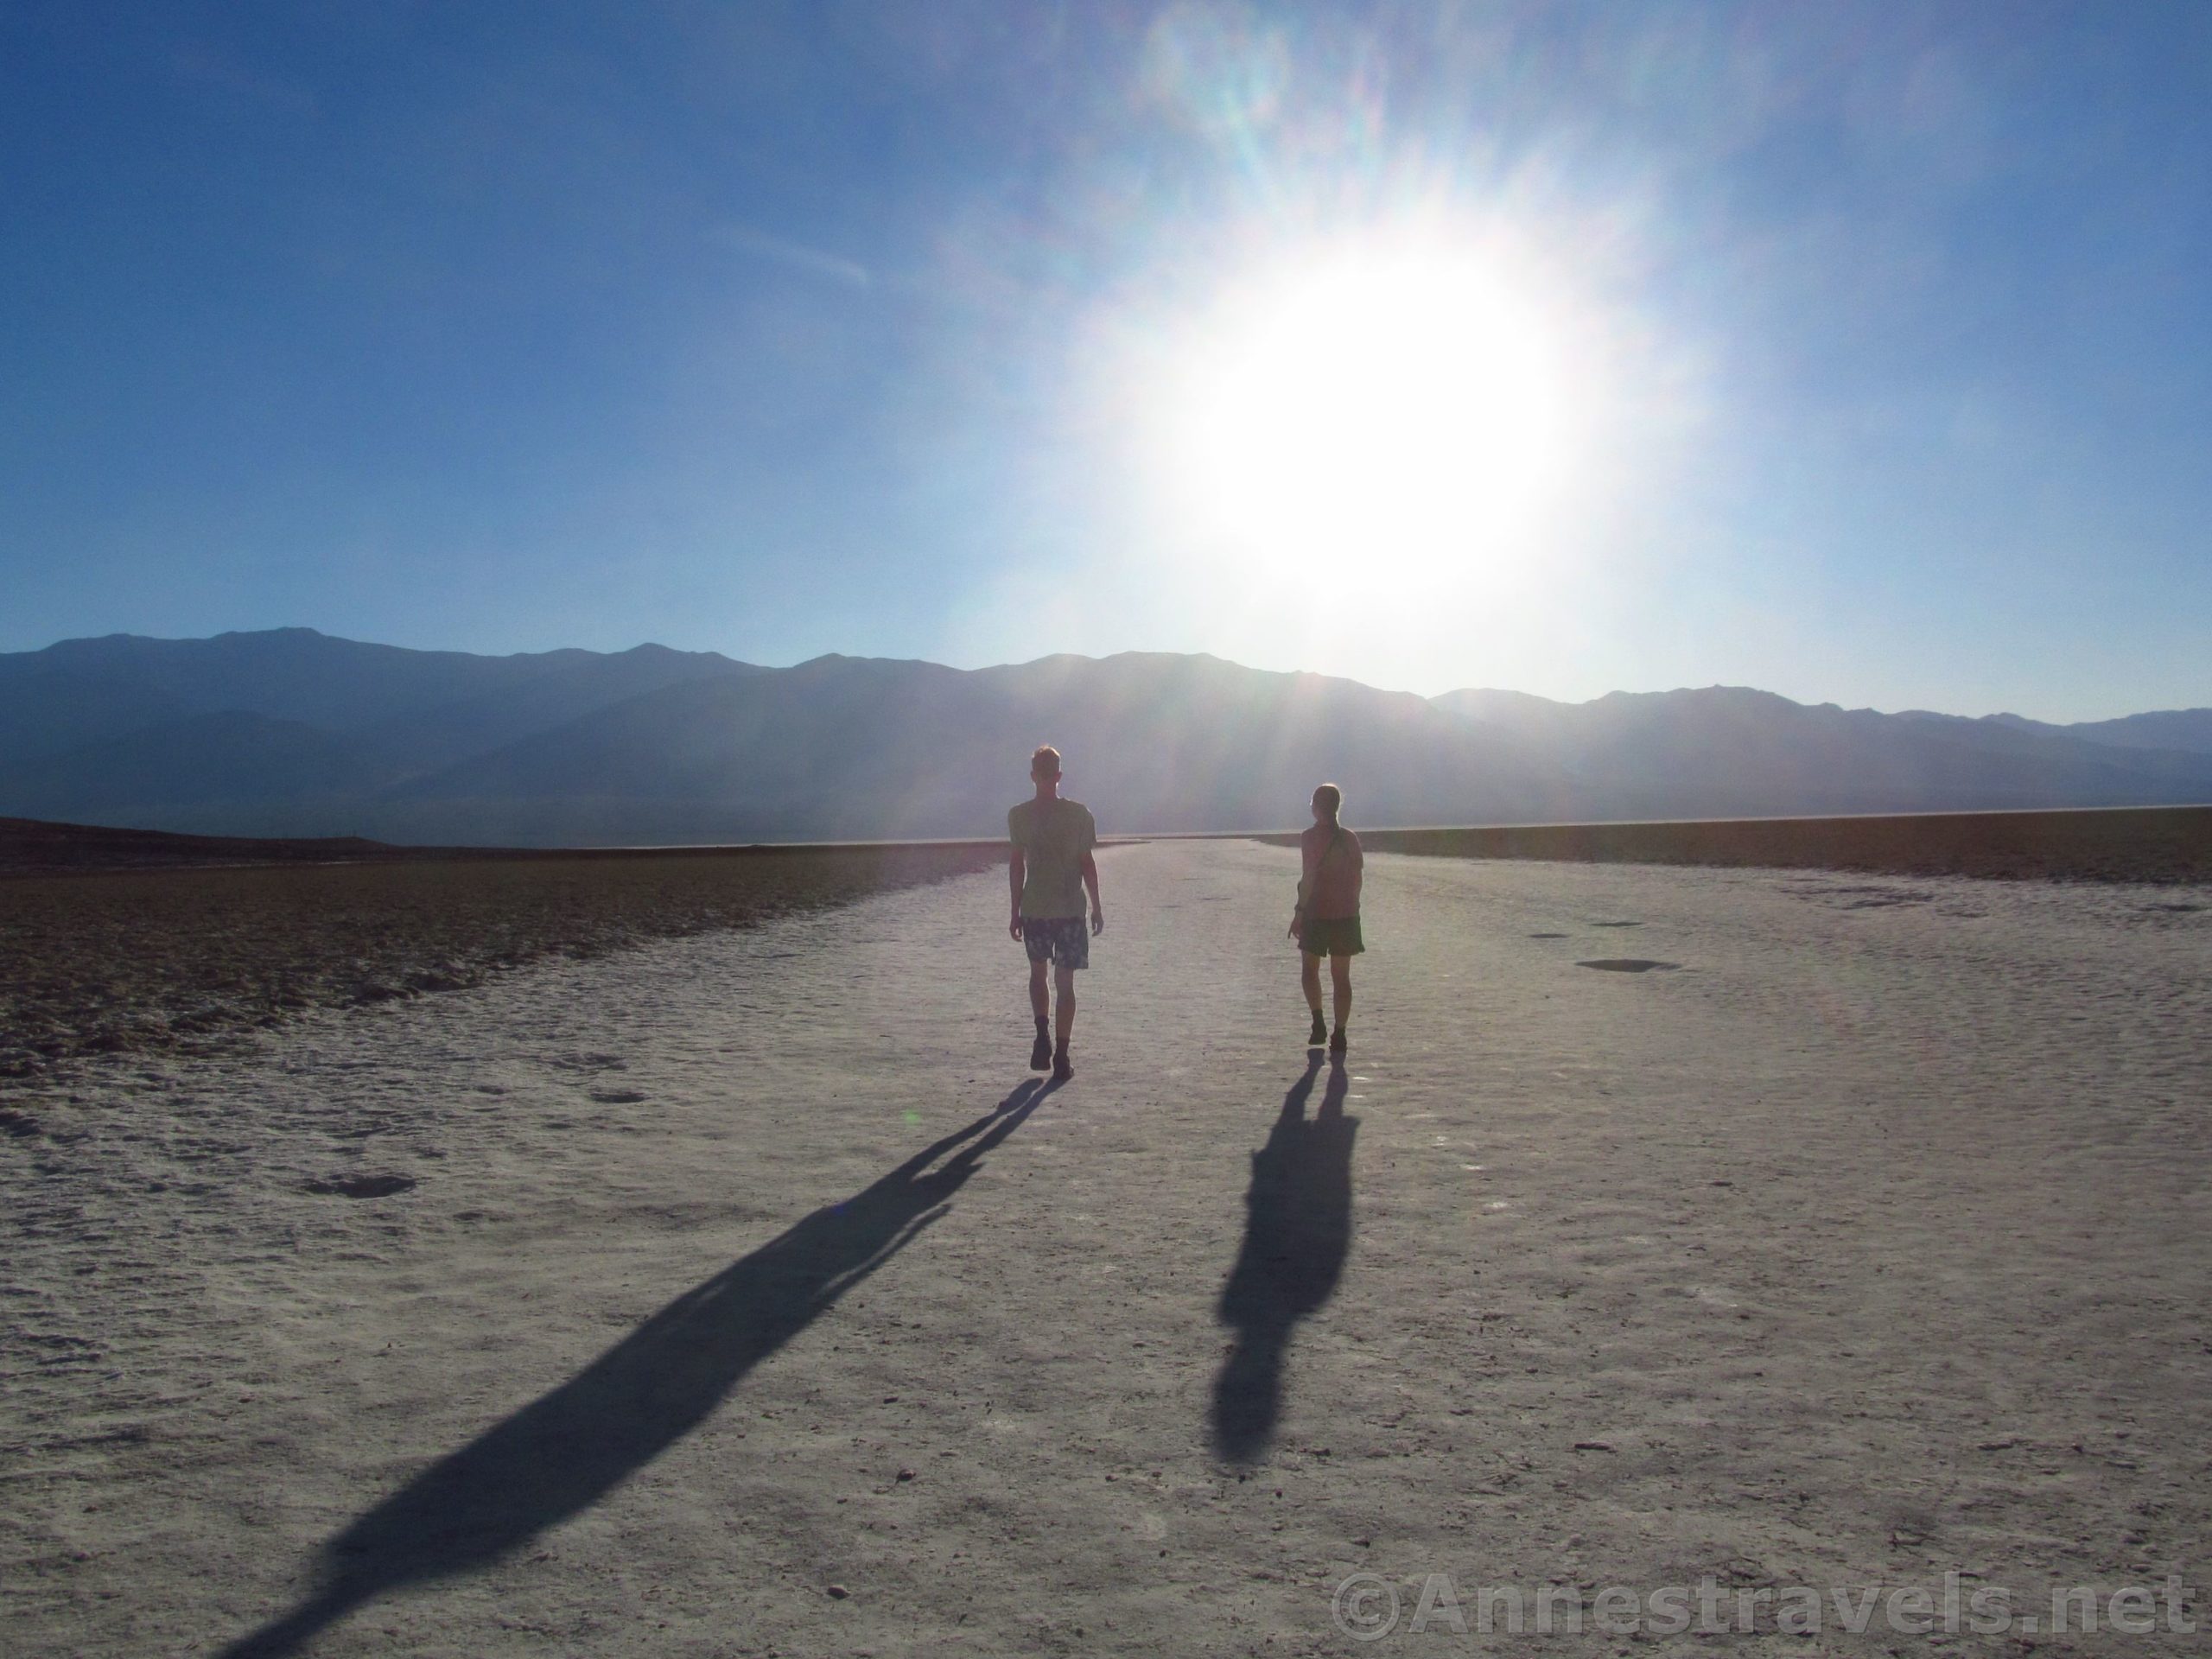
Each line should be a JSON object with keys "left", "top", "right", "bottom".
{"left": 1027, "top": 958, "right": 1052, "bottom": 1070}
{"left": 1052, "top": 963, "right": 1077, "bottom": 1064}
{"left": 1329, "top": 953, "right": 1353, "bottom": 1052}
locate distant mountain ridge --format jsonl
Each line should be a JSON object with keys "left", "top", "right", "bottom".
{"left": 1980, "top": 708, "right": 2212, "bottom": 755}
{"left": 1, "top": 629, "right": 2205, "bottom": 844}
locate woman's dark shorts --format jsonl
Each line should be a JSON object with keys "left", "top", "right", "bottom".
{"left": 1300, "top": 915, "right": 1365, "bottom": 957}
{"left": 1021, "top": 914, "right": 1090, "bottom": 970}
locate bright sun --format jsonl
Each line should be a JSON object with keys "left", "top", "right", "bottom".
{"left": 1160, "top": 234, "right": 1585, "bottom": 578}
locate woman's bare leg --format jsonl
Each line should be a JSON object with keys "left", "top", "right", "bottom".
{"left": 1329, "top": 953, "right": 1353, "bottom": 1033}
{"left": 1300, "top": 950, "right": 1324, "bottom": 1014}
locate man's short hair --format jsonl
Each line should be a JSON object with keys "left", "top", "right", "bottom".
{"left": 1031, "top": 745, "right": 1062, "bottom": 779}
{"left": 1313, "top": 782, "right": 1343, "bottom": 816}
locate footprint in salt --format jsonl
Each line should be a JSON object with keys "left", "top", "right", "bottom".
{"left": 1576, "top": 959, "right": 1681, "bottom": 973}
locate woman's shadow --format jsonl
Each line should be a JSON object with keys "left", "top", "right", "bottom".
{"left": 222, "top": 1078, "right": 1050, "bottom": 1658}
{"left": 1210, "top": 1054, "right": 1357, "bottom": 1464}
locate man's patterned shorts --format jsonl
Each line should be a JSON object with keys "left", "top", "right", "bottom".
{"left": 1020, "top": 915, "right": 1090, "bottom": 970}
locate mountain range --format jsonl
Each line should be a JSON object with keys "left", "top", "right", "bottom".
{"left": 1, "top": 629, "right": 2206, "bottom": 844}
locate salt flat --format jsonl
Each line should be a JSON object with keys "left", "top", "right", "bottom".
{"left": 4, "top": 840, "right": 2208, "bottom": 1656}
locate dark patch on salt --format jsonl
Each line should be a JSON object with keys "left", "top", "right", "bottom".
{"left": 304, "top": 1173, "right": 418, "bottom": 1199}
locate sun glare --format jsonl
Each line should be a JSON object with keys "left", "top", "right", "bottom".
{"left": 1159, "top": 234, "right": 1587, "bottom": 581}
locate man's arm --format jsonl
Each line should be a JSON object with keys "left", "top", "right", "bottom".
{"left": 1007, "top": 849, "right": 1026, "bottom": 940}
{"left": 1081, "top": 849, "right": 1104, "bottom": 935}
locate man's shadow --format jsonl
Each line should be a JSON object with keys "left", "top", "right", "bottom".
{"left": 222, "top": 1079, "right": 1050, "bottom": 1658}
{"left": 1210, "top": 1055, "right": 1357, "bottom": 1464}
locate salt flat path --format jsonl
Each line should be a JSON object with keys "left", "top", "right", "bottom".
{"left": 5, "top": 841, "right": 2209, "bottom": 1656}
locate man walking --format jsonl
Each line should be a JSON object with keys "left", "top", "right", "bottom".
{"left": 1008, "top": 745, "right": 1103, "bottom": 1082}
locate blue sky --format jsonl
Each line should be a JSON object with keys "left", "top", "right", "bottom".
{"left": 3, "top": 1, "right": 2207, "bottom": 720}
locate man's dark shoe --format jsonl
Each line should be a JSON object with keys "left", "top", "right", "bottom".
{"left": 1051, "top": 1046, "right": 1073, "bottom": 1082}
{"left": 1030, "top": 1031, "right": 1053, "bottom": 1071}
{"left": 1307, "top": 1010, "right": 1328, "bottom": 1047}
{"left": 1328, "top": 1028, "right": 1348, "bottom": 1056}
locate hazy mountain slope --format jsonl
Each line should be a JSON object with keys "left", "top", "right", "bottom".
{"left": 356, "top": 642, "right": 760, "bottom": 769}
{"left": 971, "top": 652, "right": 1563, "bottom": 828}
{"left": 0, "top": 628, "right": 564, "bottom": 734}
{"left": 1433, "top": 684, "right": 2212, "bottom": 816}
{"left": 385, "top": 654, "right": 999, "bottom": 840}
{"left": 1427, "top": 687, "right": 1581, "bottom": 743}
{"left": 0, "top": 631, "right": 757, "bottom": 830}
{"left": 0, "top": 712, "right": 393, "bottom": 821}
{"left": 1895, "top": 709, "right": 2212, "bottom": 775}
{"left": 386, "top": 652, "right": 1564, "bottom": 842}
{"left": 2, "top": 630, "right": 2207, "bottom": 843}
{"left": 1986, "top": 709, "right": 2212, "bottom": 755}
{"left": 0, "top": 664, "right": 200, "bottom": 770}
{"left": 0, "top": 629, "right": 749, "bottom": 770}
{"left": 1446, "top": 687, "right": 2212, "bottom": 769}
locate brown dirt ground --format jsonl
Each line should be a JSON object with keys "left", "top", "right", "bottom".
{"left": 1277, "top": 805, "right": 2212, "bottom": 884}
{"left": 0, "top": 846, "right": 1001, "bottom": 1084}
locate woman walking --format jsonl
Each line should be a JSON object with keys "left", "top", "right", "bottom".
{"left": 1288, "top": 782, "right": 1364, "bottom": 1054}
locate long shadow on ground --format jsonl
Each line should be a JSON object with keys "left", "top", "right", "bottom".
{"left": 1211, "top": 1055, "right": 1357, "bottom": 1463}
{"left": 223, "top": 1079, "right": 1049, "bottom": 1657}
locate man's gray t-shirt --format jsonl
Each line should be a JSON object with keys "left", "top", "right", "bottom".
{"left": 1008, "top": 798, "right": 1097, "bottom": 918}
